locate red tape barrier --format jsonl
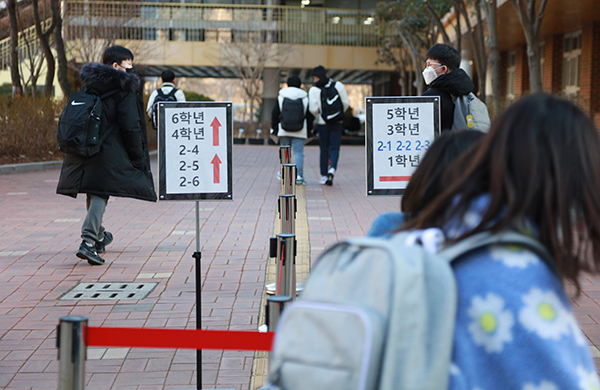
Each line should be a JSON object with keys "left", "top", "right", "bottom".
{"left": 87, "top": 327, "right": 275, "bottom": 351}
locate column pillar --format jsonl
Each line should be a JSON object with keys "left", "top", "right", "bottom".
{"left": 261, "top": 68, "right": 280, "bottom": 123}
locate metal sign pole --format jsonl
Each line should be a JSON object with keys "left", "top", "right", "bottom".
{"left": 158, "top": 102, "right": 234, "bottom": 390}
{"left": 193, "top": 201, "right": 202, "bottom": 390}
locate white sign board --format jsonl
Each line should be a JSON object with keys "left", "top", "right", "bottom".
{"left": 366, "top": 97, "right": 440, "bottom": 196}
{"left": 158, "top": 102, "right": 233, "bottom": 201}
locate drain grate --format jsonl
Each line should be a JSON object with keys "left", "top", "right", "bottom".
{"left": 60, "top": 282, "right": 157, "bottom": 300}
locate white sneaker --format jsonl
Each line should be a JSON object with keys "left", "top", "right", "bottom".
{"left": 319, "top": 176, "right": 328, "bottom": 185}
{"left": 328, "top": 167, "right": 336, "bottom": 175}
{"left": 296, "top": 176, "right": 307, "bottom": 185}
{"left": 276, "top": 171, "right": 281, "bottom": 181}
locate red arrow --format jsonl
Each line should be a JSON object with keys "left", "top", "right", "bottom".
{"left": 211, "top": 117, "right": 221, "bottom": 146}
{"left": 211, "top": 154, "right": 222, "bottom": 184}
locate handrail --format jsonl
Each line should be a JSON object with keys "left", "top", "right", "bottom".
{"left": 63, "top": 0, "right": 378, "bottom": 47}
{"left": 1, "top": 1, "right": 379, "bottom": 71}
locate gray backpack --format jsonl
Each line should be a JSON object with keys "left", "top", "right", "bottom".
{"left": 452, "top": 92, "right": 491, "bottom": 132}
{"left": 265, "top": 230, "right": 552, "bottom": 390}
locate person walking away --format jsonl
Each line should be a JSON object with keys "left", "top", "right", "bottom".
{"left": 422, "top": 44, "right": 475, "bottom": 131}
{"left": 57, "top": 45, "right": 157, "bottom": 266}
{"left": 146, "top": 69, "right": 186, "bottom": 132}
{"left": 271, "top": 75, "right": 313, "bottom": 185}
{"left": 309, "top": 65, "right": 350, "bottom": 186}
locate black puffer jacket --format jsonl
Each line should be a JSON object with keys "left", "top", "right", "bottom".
{"left": 422, "top": 68, "right": 474, "bottom": 131}
{"left": 56, "top": 63, "right": 157, "bottom": 202}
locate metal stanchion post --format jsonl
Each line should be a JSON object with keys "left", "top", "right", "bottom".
{"left": 278, "top": 194, "right": 296, "bottom": 234}
{"left": 280, "top": 163, "right": 297, "bottom": 195}
{"left": 279, "top": 145, "right": 291, "bottom": 165}
{"left": 266, "top": 295, "right": 292, "bottom": 331}
{"left": 57, "top": 316, "right": 87, "bottom": 390}
{"left": 275, "top": 233, "right": 296, "bottom": 300}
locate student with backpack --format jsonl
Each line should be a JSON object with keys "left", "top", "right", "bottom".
{"left": 146, "top": 70, "right": 186, "bottom": 131}
{"left": 266, "top": 94, "right": 600, "bottom": 390}
{"left": 308, "top": 65, "right": 350, "bottom": 186}
{"left": 271, "top": 75, "right": 313, "bottom": 185}
{"left": 422, "top": 44, "right": 490, "bottom": 132}
{"left": 56, "top": 46, "right": 157, "bottom": 266}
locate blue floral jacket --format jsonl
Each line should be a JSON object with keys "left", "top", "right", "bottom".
{"left": 367, "top": 199, "right": 599, "bottom": 390}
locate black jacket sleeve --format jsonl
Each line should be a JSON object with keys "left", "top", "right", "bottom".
{"left": 423, "top": 88, "right": 454, "bottom": 131}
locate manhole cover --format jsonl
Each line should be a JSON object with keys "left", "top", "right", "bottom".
{"left": 60, "top": 282, "right": 157, "bottom": 300}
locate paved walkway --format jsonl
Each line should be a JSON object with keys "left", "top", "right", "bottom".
{"left": 0, "top": 144, "right": 599, "bottom": 390}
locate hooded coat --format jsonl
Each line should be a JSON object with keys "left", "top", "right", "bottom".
{"left": 422, "top": 68, "right": 474, "bottom": 131}
{"left": 56, "top": 63, "right": 157, "bottom": 202}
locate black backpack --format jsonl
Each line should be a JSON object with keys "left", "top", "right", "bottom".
{"left": 279, "top": 97, "right": 305, "bottom": 132}
{"left": 57, "top": 88, "right": 118, "bottom": 157}
{"left": 151, "top": 88, "right": 178, "bottom": 129}
{"left": 320, "top": 81, "right": 344, "bottom": 123}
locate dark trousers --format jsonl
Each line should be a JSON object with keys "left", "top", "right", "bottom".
{"left": 317, "top": 122, "right": 343, "bottom": 176}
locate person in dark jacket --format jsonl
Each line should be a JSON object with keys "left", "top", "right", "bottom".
{"left": 57, "top": 45, "right": 156, "bottom": 266}
{"left": 422, "top": 44, "right": 475, "bottom": 131}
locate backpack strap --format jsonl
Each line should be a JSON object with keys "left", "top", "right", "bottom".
{"left": 93, "top": 88, "right": 122, "bottom": 147}
{"left": 439, "top": 231, "right": 557, "bottom": 274}
{"left": 166, "top": 87, "right": 177, "bottom": 98}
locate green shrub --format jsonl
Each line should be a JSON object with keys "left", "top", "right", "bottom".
{"left": 183, "top": 91, "right": 213, "bottom": 101}
{"left": 0, "top": 96, "right": 64, "bottom": 164}
{"left": 0, "top": 83, "right": 12, "bottom": 97}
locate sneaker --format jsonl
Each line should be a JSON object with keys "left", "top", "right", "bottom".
{"left": 95, "top": 231, "right": 113, "bottom": 254}
{"left": 326, "top": 167, "right": 335, "bottom": 186}
{"left": 319, "top": 176, "right": 328, "bottom": 185}
{"left": 277, "top": 171, "right": 281, "bottom": 181}
{"left": 296, "top": 176, "right": 306, "bottom": 185}
{"left": 76, "top": 241, "right": 105, "bottom": 265}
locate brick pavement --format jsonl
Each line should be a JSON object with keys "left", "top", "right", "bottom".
{"left": 1, "top": 144, "right": 599, "bottom": 390}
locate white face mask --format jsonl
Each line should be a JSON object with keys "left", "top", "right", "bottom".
{"left": 422, "top": 67, "right": 438, "bottom": 85}
{"left": 422, "top": 62, "right": 444, "bottom": 85}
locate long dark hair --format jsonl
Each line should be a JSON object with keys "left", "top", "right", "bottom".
{"left": 402, "top": 130, "right": 484, "bottom": 221}
{"left": 404, "top": 93, "right": 600, "bottom": 292}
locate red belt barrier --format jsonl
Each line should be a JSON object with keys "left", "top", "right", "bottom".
{"left": 87, "top": 327, "right": 275, "bottom": 351}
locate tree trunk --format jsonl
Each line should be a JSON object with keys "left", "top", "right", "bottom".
{"left": 452, "top": 0, "right": 487, "bottom": 101}
{"left": 52, "top": 0, "right": 72, "bottom": 96}
{"left": 508, "top": 0, "right": 548, "bottom": 93}
{"left": 398, "top": 30, "right": 424, "bottom": 95}
{"left": 32, "top": 0, "right": 57, "bottom": 97}
{"left": 483, "top": 0, "right": 501, "bottom": 115}
{"left": 7, "top": 0, "right": 23, "bottom": 97}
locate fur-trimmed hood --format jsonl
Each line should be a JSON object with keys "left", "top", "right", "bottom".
{"left": 80, "top": 62, "right": 139, "bottom": 94}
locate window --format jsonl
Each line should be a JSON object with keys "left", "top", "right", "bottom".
{"left": 563, "top": 31, "right": 581, "bottom": 102}
{"left": 506, "top": 51, "right": 516, "bottom": 101}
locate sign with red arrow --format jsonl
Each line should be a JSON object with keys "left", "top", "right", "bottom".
{"left": 210, "top": 154, "right": 222, "bottom": 184}
{"left": 211, "top": 117, "right": 221, "bottom": 147}
{"left": 157, "top": 102, "right": 233, "bottom": 201}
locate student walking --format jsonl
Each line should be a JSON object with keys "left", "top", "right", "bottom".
{"left": 271, "top": 75, "right": 313, "bottom": 185}
{"left": 146, "top": 69, "right": 186, "bottom": 131}
{"left": 422, "top": 44, "right": 476, "bottom": 131}
{"left": 308, "top": 65, "right": 350, "bottom": 186}
{"left": 57, "top": 45, "right": 157, "bottom": 266}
